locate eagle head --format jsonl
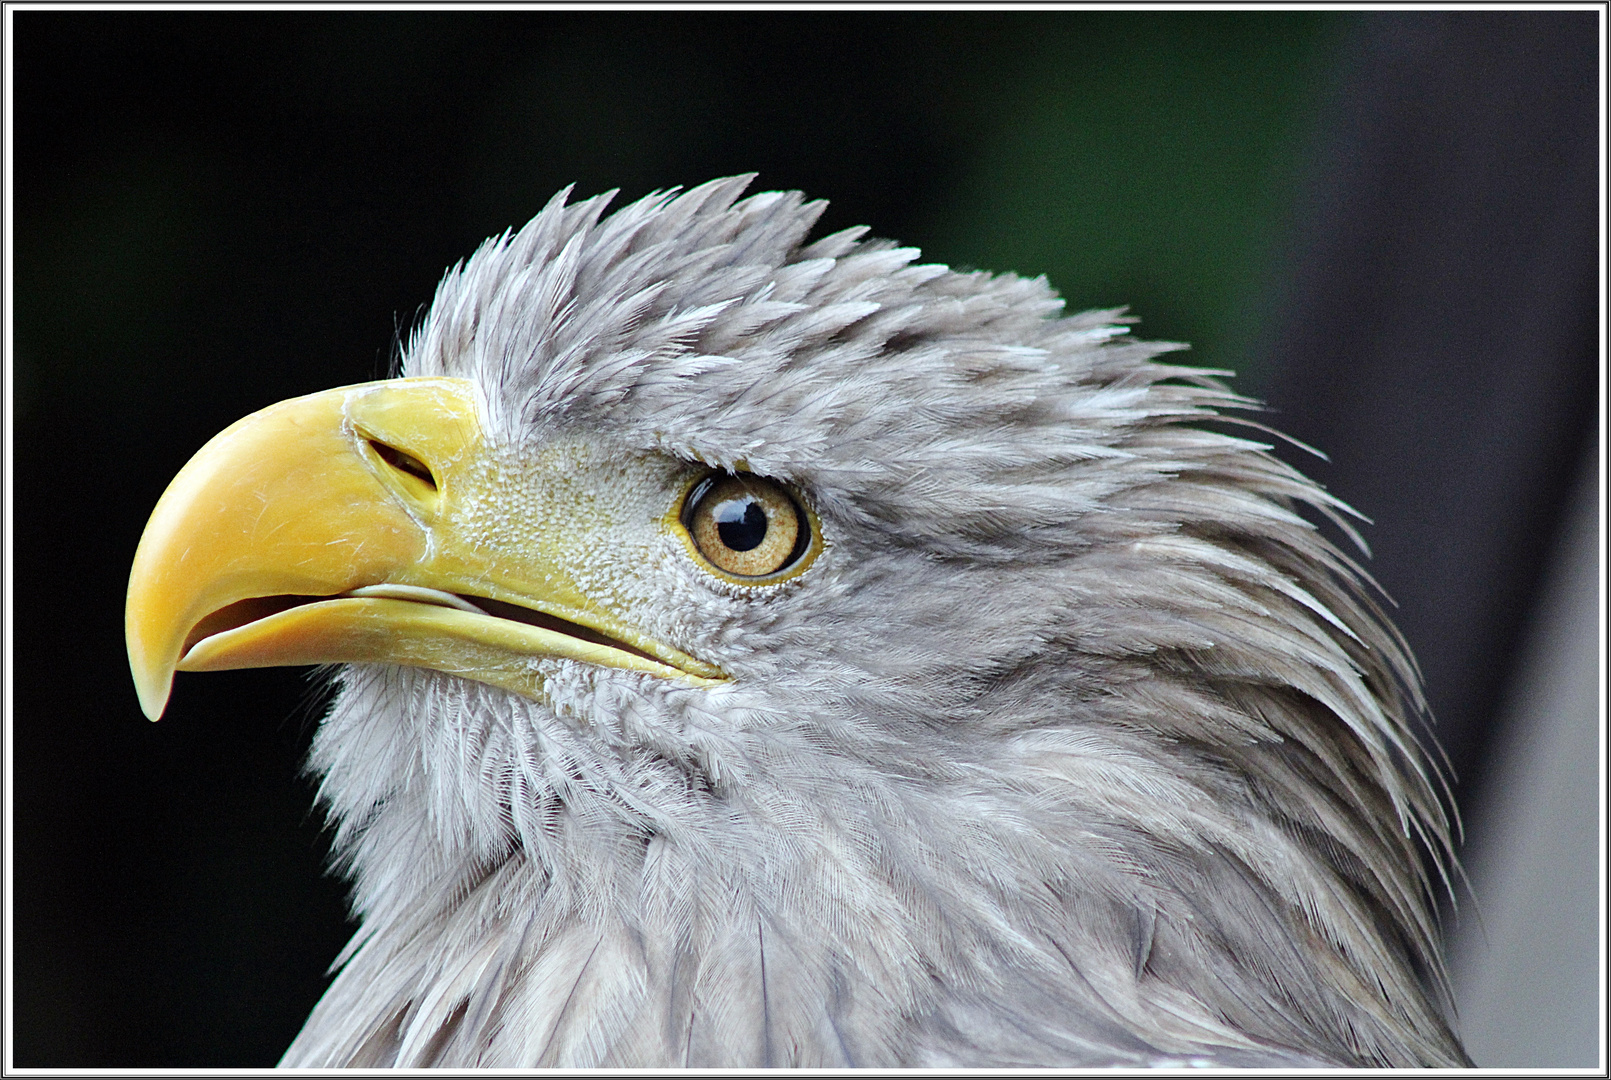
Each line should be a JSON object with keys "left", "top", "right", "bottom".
{"left": 126, "top": 176, "right": 1467, "bottom": 1067}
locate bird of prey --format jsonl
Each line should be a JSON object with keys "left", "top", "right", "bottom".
{"left": 126, "top": 176, "right": 1469, "bottom": 1067}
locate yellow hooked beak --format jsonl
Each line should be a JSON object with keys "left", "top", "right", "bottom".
{"left": 126, "top": 377, "right": 723, "bottom": 720}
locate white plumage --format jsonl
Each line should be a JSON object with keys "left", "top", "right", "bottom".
{"left": 149, "top": 176, "right": 1470, "bottom": 1066}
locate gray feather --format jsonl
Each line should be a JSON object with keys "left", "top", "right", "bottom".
{"left": 281, "top": 176, "right": 1466, "bottom": 1067}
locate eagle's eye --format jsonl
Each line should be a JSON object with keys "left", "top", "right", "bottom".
{"left": 680, "top": 473, "right": 816, "bottom": 582}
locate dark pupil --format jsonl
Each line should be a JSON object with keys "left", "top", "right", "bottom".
{"left": 713, "top": 497, "right": 768, "bottom": 551}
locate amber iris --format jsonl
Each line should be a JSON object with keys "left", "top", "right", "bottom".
{"left": 684, "top": 474, "right": 807, "bottom": 578}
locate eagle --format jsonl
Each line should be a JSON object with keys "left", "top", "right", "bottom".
{"left": 126, "top": 176, "right": 1469, "bottom": 1067}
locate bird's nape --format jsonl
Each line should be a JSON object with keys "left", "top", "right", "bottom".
{"left": 126, "top": 175, "right": 1470, "bottom": 1067}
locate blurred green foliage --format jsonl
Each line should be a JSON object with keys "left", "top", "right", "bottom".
{"left": 912, "top": 14, "right": 1343, "bottom": 389}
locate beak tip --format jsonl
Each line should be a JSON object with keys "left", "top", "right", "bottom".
{"left": 133, "top": 665, "right": 173, "bottom": 721}
{"left": 127, "top": 610, "right": 174, "bottom": 720}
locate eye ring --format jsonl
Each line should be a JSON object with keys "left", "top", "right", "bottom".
{"left": 676, "top": 472, "right": 820, "bottom": 583}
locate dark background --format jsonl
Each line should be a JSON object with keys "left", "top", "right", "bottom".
{"left": 10, "top": 10, "right": 1600, "bottom": 1066}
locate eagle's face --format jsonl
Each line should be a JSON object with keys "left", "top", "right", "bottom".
{"left": 125, "top": 178, "right": 1466, "bottom": 1068}
{"left": 129, "top": 179, "right": 1141, "bottom": 806}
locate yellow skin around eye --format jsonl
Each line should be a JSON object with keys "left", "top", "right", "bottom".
{"left": 689, "top": 476, "right": 800, "bottom": 577}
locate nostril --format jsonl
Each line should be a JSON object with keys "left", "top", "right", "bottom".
{"left": 368, "top": 440, "right": 437, "bottom": 490}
